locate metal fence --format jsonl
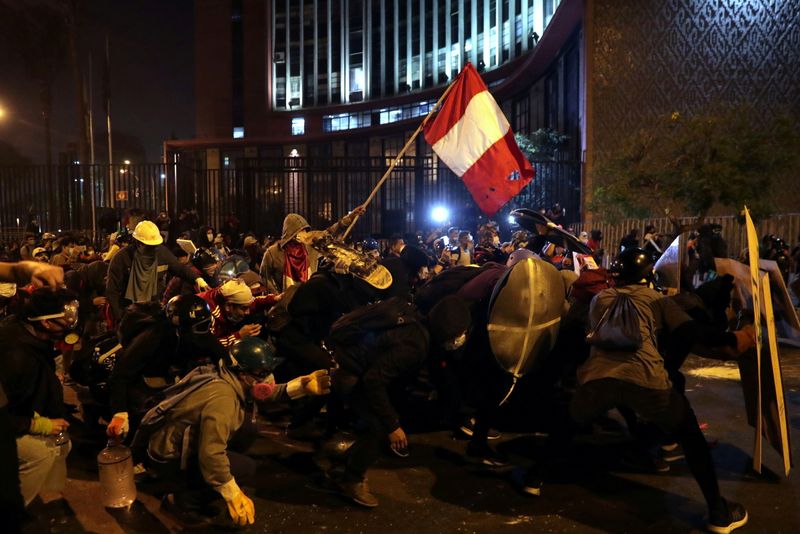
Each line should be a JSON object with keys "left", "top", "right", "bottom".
{"left": 572, "top": 213, "right": 800, "bottom": 267}
{"left": 1, "top": 158, "right": 582, "bottom": 240}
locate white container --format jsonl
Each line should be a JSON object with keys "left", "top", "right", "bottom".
{"left": 97, "top": 442, "right": 137, "bottom": 508}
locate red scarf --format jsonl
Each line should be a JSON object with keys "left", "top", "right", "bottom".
{"left": 283, "top": 240, "right": 309, "bottom": 285}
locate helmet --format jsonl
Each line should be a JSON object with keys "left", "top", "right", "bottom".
{"left": 361, "top": 238, "right": 379, "bottom": 252}
{"left": 609, "top": 247, "right": 655, "bottom": 285}
{"left": 165, "top": 295, "right": 212, "bottom": 334}
{"left": 132, "top": 220, "right": 163, "bottom": 246}
{"left": 216, "top": 255, "right": 251, "bottom": 283}
{"left": 226, "top": 337, "right": 284, "bottom": 376}
{"left": 42, "top": 232, "right": 56, "bottom": 241}
{"left": 192, "top": 247, "right": 221, "bottom": 270}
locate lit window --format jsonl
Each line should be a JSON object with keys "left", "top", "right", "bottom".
{"left": 291, "top": 117, "right": 305, "bottom": 135}
{"left": 223, "top": 156, "right": 231, "bottom": 166}
{"left": 233, "top": 127, "right": 244, "bottom": 138}
{"left": 289, "top": 148, "right": 299, "bottom": 158}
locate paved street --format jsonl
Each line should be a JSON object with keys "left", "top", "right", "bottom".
{"left": 31, "top": 348, "right": 800, "bottom": 533}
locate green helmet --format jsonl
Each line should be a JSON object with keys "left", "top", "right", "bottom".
{"left": 226, "top": 337, "right": 284, "bottom": 377}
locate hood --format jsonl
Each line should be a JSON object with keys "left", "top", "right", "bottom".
{"left": 218, "top": 361, "right": 247, "bottom": 404}
{"left": 280, "top": 214, "right": 311, "bottom": 246}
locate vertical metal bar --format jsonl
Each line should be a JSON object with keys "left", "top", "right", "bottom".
{"left": 495, "top": 0, "right": 502, "bottom": 67}
{"left": 327, "top": 0, "right": 332, "bottom": 103}
{"left": 380, "top": 0, "right": 386, "bottom": 97}
{"left": 285, "top": 0, "right": 291, "bottom": 109}
{"left": 365, "top": 0, "right": 371, "bottom": 100}
{"left": 521, "top": 0, "right": 529, "bottom": 52}
{"left": 299, "top": 0, "right": 304, "bottom": 106}
{"left": 483, "top": 0, "right": 490, "bottom": 67}
{"left": 393, "top": 0, "right": 399, "bottom": 94}
{"left": 445, "top": 0, "right": 451, "bottom": 79}
{"left": 471, "top": 0, "right": 478, "bottom": 64}
{"left": 341, "top": 0, "right": 347, "bottom": 102}
{"left": 313, "top": 0, "right": 318, "bottom": 105}
{"left": 419, "top": 0, "right": 425, "bottom": 87}
{"left": 432, "top": 0, "right": 438, "bottom": 84}
{"left": 406, "top": 0, "right": 412, "bottom": 89}
{"left": 458, "top": 0, "right": 464, "bottom": 70}
{"left": 509, "top": 0, "right": 516, "bottom": 59}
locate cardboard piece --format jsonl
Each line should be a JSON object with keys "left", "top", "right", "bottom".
{"left": 655, "top": 234, "right": 683, "bottom": 292}
{"left": 176, "top": 239, "right": 197, "bottom": 257}
{"left": 744, "top": 207, "right": 764, "bottom": 473}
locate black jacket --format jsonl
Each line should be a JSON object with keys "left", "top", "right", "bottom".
{"left": 0, "top": 317, "right": 65, "bottom": 435}
{"left": 106, "top": 244, "right": 198, "bottom": 322}
{"left": 331, "top": 299, "right": 429, "bottom": 433}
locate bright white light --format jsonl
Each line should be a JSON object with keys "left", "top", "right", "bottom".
{"left": 73, "top": 160, "right": 80, "bottom": 164}
{"left": 431, "top": 206, "right": 450, "bottom": 224}
{"left": 289, "top": 148, "right": 300, "bottom": 158}
{"left": 233, "top": 127, "right": 244, "bottom": 138}
{"left": 160, "top": 173, "right": 166, "bottom": 179}
{"left": 507, "top": 215, "right": 516, "bottom": 225}
{"left": 123, "top": 159, "right": 131, "bottom": 165}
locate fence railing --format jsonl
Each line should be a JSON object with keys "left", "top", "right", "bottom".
{"left": 0, "top": 158, "right": 582, "bottom": 240}
{"left": 572, "top": 213, "right": 800, "bottom": 266}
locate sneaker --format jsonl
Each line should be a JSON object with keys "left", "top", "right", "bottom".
{"left": 660, "top": 443, "right": 685, "bottom": 462}
{"left": 466, "top": 441, "right": 510, "bottom": 468}
{"left": 620, "top": 449, "right": 670, "bottom": 473}
{"left": 389, "top": 444, "right": 410, "bottom": 458}
{"left": 160, "top": 494, "right": 211, "bottom": 528}
{"left": 511, "top": 466, "right": 544, "bottom": 496}
{"left": 458, "top": 418, "right": 501, "bottom": 440}
{"left": 708, "top": 499, "right": 748, "bottom": 534}
{"left": 333, "top": 478, "right": 380, "bottom": 508}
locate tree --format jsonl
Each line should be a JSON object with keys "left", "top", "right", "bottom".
{"left": 515, "top": 129, "right": 569, "bottom": 161}
{"left": 590, "top": 107, "right": 799, "bottom": 232}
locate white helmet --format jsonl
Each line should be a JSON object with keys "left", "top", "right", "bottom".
{"left": 132, "top": 220, "right": 163, "bottom": 246}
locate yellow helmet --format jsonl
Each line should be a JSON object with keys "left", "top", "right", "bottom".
{"left": 132, "top": 220, "right": 163, "bottom": 246}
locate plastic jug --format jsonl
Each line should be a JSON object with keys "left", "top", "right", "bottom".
{"left": 97, "top": 441, "right": 137, "bottom": 508}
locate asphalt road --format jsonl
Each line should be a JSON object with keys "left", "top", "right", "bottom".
{"left": 28, "top": 348, "right": 800, "bottom": 534}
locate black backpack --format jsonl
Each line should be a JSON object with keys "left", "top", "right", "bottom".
{"left": 585, "top": 292, "right": 643, "bottom": 351}
{"left": 328, "top": 297, "right": 419, "bottom": 347}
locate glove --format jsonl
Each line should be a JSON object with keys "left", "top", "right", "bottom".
{"left": 218, "top": 479, "right": 255, "bottom": 527}
{"left": 195, "top": 277, "right": 209, "bottom": 290}
{"left": 106, "top": 412, "right": 129, "bottom": 439}
{"left": 30, "top": 412, "right": 53, "bottom": 435}
{"left": 301, "top": 369, "right": 331, "bottom": 396}
{"left": 734, "top": 324, "right": 757, "bottom": 354}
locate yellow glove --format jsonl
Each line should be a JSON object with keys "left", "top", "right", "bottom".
{"left": 218, "top": 479, "right": 255, "bottom": 526}
{"left": 30, "top": 412, "right": 53, "bottom": 435}
{"left": 301, "top": 369, "right": 332, "bottom": 396}
{"left": 195, "top": 277, "right": 209, "bottom": 291}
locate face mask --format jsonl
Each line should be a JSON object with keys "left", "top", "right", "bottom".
{"left": 251, "top": 375, "right": 277, "bottom": 401}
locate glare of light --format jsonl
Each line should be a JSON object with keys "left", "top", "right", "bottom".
{"left": 507, "top": 215, "right": 516, "bottom": 225}
{"left": 73, "top": 160, "right": 80, "bottom": 164}
{"left": 430, "top": 205, "right": 450, "bottom": 224}
{"left": 123, "top": 159, "right": 131, "bottom": 165}
{"left": 160, "top": 173, "right": 166, "bottom": 179}
{"left": 289, "top": 148, "right": 299, "bottom": 158}
{"left": 15, "top": 217, "right": 19, "bottom": 225}
{"left": 0, "top": 107, "right": 6, "bottom": 119}
{"left": 119, "top": 169, "right": 126, "bottom": 174}
{"left": 79, "top": 178, "right": 84, "bottom": 183}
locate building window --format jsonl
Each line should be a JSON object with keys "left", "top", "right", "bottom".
{"left": 232, "top": 127, "right": 245, "bottom": 139}
{"left": 291, "top": 118, "right": 305, "bottom": 135}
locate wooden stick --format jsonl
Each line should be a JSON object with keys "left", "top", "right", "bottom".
{"left": 341, "top": 78, "right": 458, "bottom": 240}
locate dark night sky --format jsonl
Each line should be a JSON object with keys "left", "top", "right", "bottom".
{"left": 0, "top": 0, "right": 195, "bottom": 163}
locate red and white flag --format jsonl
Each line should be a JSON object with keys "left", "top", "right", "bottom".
{"left": 423, "top": 63, "right": 534, "bottom": 217}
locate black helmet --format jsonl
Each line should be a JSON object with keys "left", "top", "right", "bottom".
{"left": 361, "top": 238, "right": 379, "bottom": 252}
{"left": 165, "top": 295, "right": 212, "bottom": 334}
{"left": 226, "top": 337, "right": 284, "bottom": 377}
{"left": 192, "top": 247, "right": 221, "bottom": 270}
{"left": 115, "top": 227, "right": 133, "bottom": 246}
{"left": 609, "top": 248, "right": 655, "bottom": 285}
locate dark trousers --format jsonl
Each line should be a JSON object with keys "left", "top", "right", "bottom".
{"left": 570, "top": 378, "right": 722, "bottom": 510}
{"left": 149, "top": 450, "right": 256, "bottom": 510}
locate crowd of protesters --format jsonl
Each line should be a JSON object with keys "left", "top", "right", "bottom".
{"left": 0, "top": 203, "right": 778, "bottom": 533}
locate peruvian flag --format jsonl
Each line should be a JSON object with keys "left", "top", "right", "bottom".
{"left": 424, "top": 63, "right": 534, "bottom": 217}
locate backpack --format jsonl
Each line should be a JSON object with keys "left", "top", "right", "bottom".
{"left": 585, "top": 292, "right": 643, "bottom": 351}
{"left": 328, "top": 297, "right": 419, "bottom": 347}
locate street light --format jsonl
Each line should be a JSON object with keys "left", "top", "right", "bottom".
{"left": 0, "top": 107, "right": 6, "bottom": 119}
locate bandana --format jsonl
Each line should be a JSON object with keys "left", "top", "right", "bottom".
{"left": 282, "top": 240, "right": 309, "bottom": 288}
{"left": 125, "top": 246, "right": 159, "bottom": 303}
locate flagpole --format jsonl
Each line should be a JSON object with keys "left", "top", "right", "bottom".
{"left": 341, "top": 77, "right": 459, "bottom": 240}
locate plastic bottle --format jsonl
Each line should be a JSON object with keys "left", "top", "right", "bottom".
{"left": 97, "top": 441, "right": 137, "bottom": 508}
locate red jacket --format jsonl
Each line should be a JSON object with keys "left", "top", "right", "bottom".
{"left": 197, "top": 287, "right": 278, "bottom": 346}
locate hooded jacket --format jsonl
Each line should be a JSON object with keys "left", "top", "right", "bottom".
{"left": 144, "top": 364, "right": 287, "bottom": 490}
{"left": 259, "top": 212, "right": 355, "bottom": 294}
